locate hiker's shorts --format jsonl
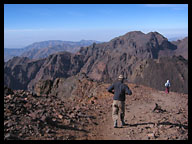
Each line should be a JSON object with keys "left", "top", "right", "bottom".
{"left": 112, "top": 100, "right": 125, "bottom": 122}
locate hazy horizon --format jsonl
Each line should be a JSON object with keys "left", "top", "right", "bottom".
{"left": 4, "top": 31, "right": 188, "bottom": 49}
{"left": 4, "top": 4, "right": 188, "bottom": 48}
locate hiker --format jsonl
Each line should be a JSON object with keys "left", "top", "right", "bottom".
{"left": 107, "top": 75, "right": 132, "bottom": 128}
{"left": 165, "top": 80, "right": 170, "bottom": 94}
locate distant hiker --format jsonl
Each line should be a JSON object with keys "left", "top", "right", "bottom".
{"left": 107, "top": 75, "right": 132, "bottom": 128}
{"left": 165, "top": 80, "right": 170, "bottom": 94}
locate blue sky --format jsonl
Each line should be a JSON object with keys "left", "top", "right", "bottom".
{"left": 4, "top": 4, "right": 188, "bottom": 48}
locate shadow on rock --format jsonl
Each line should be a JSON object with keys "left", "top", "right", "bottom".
{"left": 126, "top": 121, "right": 188, "bottom": 130}
{"left": 158, "top": 121, "right": 188, "bottom": 130}
{"left": 45, "top": 116, "right": 88, "bottom": 133}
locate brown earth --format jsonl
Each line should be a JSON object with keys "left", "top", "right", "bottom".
{"left": 87, "top": 85, "right": 188, "bottom": 140}
{"left": 4, "top": 75, "right": 188, "bottom": 140}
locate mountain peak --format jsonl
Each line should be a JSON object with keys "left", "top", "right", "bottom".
{"left": 147, "top": 31, "right": 167, "bottom": 40}
{"left": 113, "top": 31, "right": 167, "bottom": 42}
{"left": 123, "top": 31, "right": 145, "bottom": 37}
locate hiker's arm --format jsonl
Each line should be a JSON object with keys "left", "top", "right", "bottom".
{"left": 107, "top": 84, "right": 114, "bottom": 94}
{"left": 125, "top": 86, "right": 132, "bottom": 95}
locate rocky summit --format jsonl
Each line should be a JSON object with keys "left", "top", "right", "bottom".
{"left": 4, "top": 74, "right": 188, "bottom": 140}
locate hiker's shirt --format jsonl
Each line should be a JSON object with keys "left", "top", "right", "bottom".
{"left": 107, "top": 80, "right": 132, "bottom": 101}
{"left": 165, "top": 82, "right": 170, "bottom": 88}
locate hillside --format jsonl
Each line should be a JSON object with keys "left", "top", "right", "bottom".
{"left": 79, "top": 31, "right": 177, "bottom": 80}
{"left": 171, "top": 37, "right": 188, "bottom": 59}
{"left": 4, "top": 31, "right": 188, "bottom": 94}
{"left": 78, "top": 32, "right": 187, "bottom": 93}
{"left": 4, "top": 52, "right": 84, "bottom": 91}
{"left": 4, "top": 74, "right": 188, "bottom": 140}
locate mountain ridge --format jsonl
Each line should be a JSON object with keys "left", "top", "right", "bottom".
{"left": 171, "top": 37, "right": 188, "bottom": 59}
{"left": 4, "top": 31, "right": 188, "bottom": 93}
{"left": 4, "top": 40, "right": 101, "bottom": 61}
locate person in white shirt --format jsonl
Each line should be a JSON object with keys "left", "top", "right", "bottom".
{"left": 165, "top": 80, "right": 171, "bottom": 94}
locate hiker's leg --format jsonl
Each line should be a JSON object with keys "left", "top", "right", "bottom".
{"left": 112, "top": 100, "right": 119, "bottom": 127}
{"left": 120, "top": 101, "right": 125, "bottom": 124}
{"left": 167, "top": 87, "right": 169, "bottom": 93}
{"left": 165, "top": 87, "right": 168, "bottom": 93}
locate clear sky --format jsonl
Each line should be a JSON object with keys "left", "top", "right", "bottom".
{"left": 4, "top": 4, "right": 188, "bottom": 48}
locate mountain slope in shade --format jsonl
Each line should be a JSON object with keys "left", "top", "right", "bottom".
{"left": 171, "top": 37, "right": 188, "bottom": 59}
{"left": 27, "top": 51, "right": 84, "bottom": 91}
{"left": 4, "top": 57, "right": 45, "bottom": 90}
{"left": 131, "top": 56, "right": 188, "bottom": 93}
{"left": 4, "top": 52, "right": 84, "bottom": 91}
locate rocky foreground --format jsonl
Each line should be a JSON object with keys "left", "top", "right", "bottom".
{"left": 4, "top": 75, "right": 188, "bottom": 140}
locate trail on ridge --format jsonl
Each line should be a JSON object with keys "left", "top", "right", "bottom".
{"left": 86, "top": 84, "right": 188, "bottom": 140}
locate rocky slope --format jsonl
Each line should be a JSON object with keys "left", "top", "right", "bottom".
{"left": 4, "top": 57, "right": 44, "bottom": 90}
{"left": 79, "top": 31, "right": 177, "bottom": 80}
{"left": 129, "top": 56, "right": 188, "bottom": 93}
{"left": 171, "top": 37, "right": 188, "bottom": 59}
{"left": 4, "top": 31, "right": 188, "bottom": 93}
{"left": 4, "top": 74, "right": 188, "bottom": 140}
{"left": 4, "top": 52, "right": 84, "bottom": 91}
{"left": 79, "top": 31, "right": 188, "bottom": 93}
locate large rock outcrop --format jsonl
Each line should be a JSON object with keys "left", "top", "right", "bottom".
{"left": 4, "top": 52, "right": 84, "bottom": 91}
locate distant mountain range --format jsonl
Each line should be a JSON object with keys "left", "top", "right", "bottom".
{"left": 4, "top": 48, "right": 28, "bottom": 62}
{"left": 4, "top": 31, "right": 188, "bottom": 93}
{"left": 168, "top": 36, "right": 188, "bottom": 41}
{"left": 4, "top": 40, "right": 101, "bottom": 61}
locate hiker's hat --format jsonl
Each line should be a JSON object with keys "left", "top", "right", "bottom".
{"left": 118, "top": 74, "right": 124, "bottom": 79}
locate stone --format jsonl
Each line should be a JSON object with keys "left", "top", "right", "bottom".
{"left": 147, "top": 133, "right": 155, "bottom": 137}
{"left": 58, "top": 114, "right": 63, "bottom": 119}
{"left": 91, "top": 100, "right": 95, "bottom": 104}
{"left": 29, "top": 112, "right": 37, "bottom": 120}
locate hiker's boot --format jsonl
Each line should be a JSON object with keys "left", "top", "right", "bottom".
{"left": 121, "top": 120, "right": 126, "bottom": 127}
{"left": 114, "top": 120, "right": 118, "bottom": 128}
{"left": 120, "top": 114, "right": 126, "bottom": 127}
